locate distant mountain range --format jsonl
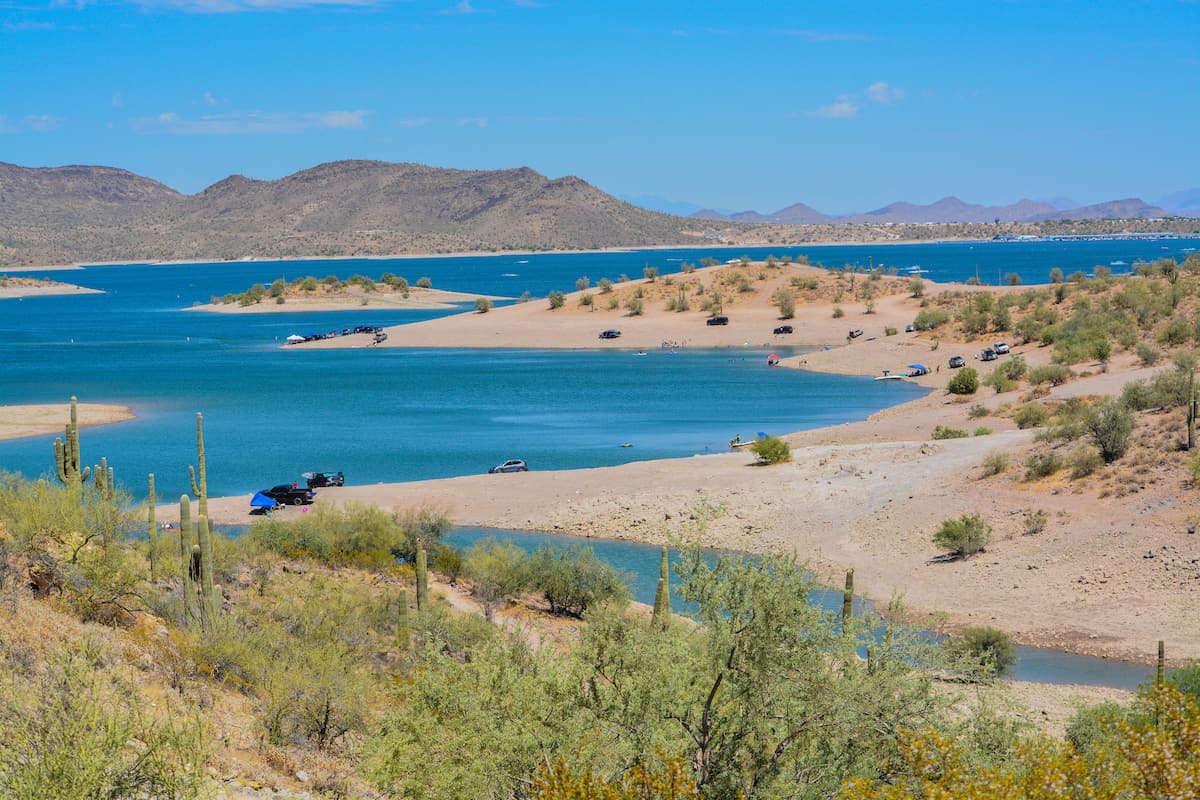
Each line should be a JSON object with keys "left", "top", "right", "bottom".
{"left": 680, "top": 194, "right": 1195, "bottom": 224}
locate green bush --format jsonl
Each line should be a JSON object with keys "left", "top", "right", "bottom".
{"left": 950, "top": 626, "right": 1018, "bottom": 678}
{"left": 749, "top": 435, "right": 792, "bottom": 464}
{"left": 1023, "top": 508, "right": 1048, "bottom": 536}
{"left": 983, "top": 371, "right": 1017, "bottom": 393}
{"left": 884, "top": 326, "right": 898, "bottom": 336}
{"left": 912, "top": 308, "right": 949, "bottom": 331}
{"left": 931, "top": 426, "right": 967, "bottom": 440}
{"left": 832, "top": 306, "right": 844, "bottom": 319}
{"left": 1024, "top": 451, "right": 1063, "bottom": 480}
{"left": 1068, "top": 445, "right": 1103, "bottom": 478}
{"left": 598, "top": 277, "right": 613, "bottom": 294}
{"left": 464, "top": 537, "right": 529, "bottom": 620}
{"left": 946, "top": 367, "right": 979, "bottom": 395}
{"left": 968, "top": 403, "right": 989, "bottom": 419}
{"left": 247, "top": 502, "right": 407, "bottom": 568}
{"left": 625, "top": 297, "right": 644, "bottom": 316}
{"left": 1065, "top": 702, "right": 1144, "bottom": 759}
{"left": 973, "top": 427, "right": 992, "bottom": 436}
{"left": 932, "top": 513, "right": 991, "bottom": 558}
{"left": 1171, "top": 661, "right": 1200, "bottom": 702}
{"left": 548, "top": 291, "right": 565, "bottom": 310}
{"left": 980, "top": 451, "right": 1008, "bottom": 477}
{"left": 1136, "top": 342, "right": 1161, "bottom": 366}
{"left": 1086, "top": 398, "right": 1135, "bottom": 463}
{"left": 1027, "top": 364, "right": 1072, "bottom": 386}
{"left": 474, "top": 297, "right": 492, "bottom": 313}
{"left": 1121, "top": 379, "right": 1158, "bottom": 411}
{"left": 415, "top": 276, "right": 432, "bottom": 288}
{"left": 1013, "top": 402, "right": 1050, "bottom": 429}
{"left": 526, "top": 544, "right": 630, "bottom": 618}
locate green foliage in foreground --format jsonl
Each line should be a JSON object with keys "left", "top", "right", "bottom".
{"left": 247, "top": 501, "right": 409, "bottom": 568}
{"left": 748, "top": 435, "right": 792, "bottom": 464}
{"left": 931, "top": 426, "right": 967, "bottom": 440}
{"left": 0, "top": 647, "right": 207, "bottom": 799}
{"left": 948, "top": 626, "right": 1019, "bottom": 678}
{"left": 1086, "top": 397, "right": 1135, "bottom": 463}
{"left": 946, "top": 366, "right": 979, "bottom": 395}
{"left": 366, "top": 550, "right": 965, "bottom": 800}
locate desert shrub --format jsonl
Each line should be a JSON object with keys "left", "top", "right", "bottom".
{"left": 949, "top": 626, "right": 1018, "bottom": 678}
{"left": 749, "top": 435, "right": 792, "bottom": 464}
{"left": 0, "top": 648, "right": 208, "bottom": 798}
{"left": 980, "top": 452, "right": 1008, "bottom": 476}
{"left": 983, "top": 370, "right": 1017, "bottom": 394}
{"left": 396, "top": 505, "right": 453, "bottom": 564}
{"left": 579, "top": 293, "right": 594, "bottom": 308}
{"left": 968, "top": 403, "right": 989, "bottom": 419}
{"left": 1003, "top": 272, "right": 1022, "bottom": 286}
{"left": 416, "top": 276, "right": 432, "bottom": 289}
{"left": 548, "top": 291, "right": 565, "bottom": 310}
{"left": 1023, "top": 508, "right": 1048, "bottom": 536}
{"left": 1049, "top": 267, "right": 1064, "bottom": 283}
{"left": 525, "top": 544, "right": 630, "bottom": 618}
{"left": 1171, "top": 661, "right": 1200, "bottom": 702}
{"left": 912, "top": 308, "right": 949, "bottom": 331}
{"left": 607, "top": 296, "right": 620, "bottom": 310}
{"left": 946, "top": 367, "right": 979, "bottom": 395}
{"left": 1121, "top": 379, "right": 1158, "bottom": 411}
{"left": 247, "top": 502, "right": 407, "bottom": 568}
{"left": 884, "top": 326, "right": 898, "bottom": 336}
{"left": 1188, "top": 451, "right": 1200, "bottom": 484}
{"left": 832, "top": 306, "right": 844, "bottom": 319}
{"left": 575, "top": 276, "right": 590, "bottom": 291}
{"left": 598, "top": 277, "right": 613, "bottom": 294}
{"left": 1027, "top": 364, "right": 1072, "bottom": 386}
{"left": 432, "top": 543, "right": 465, "bottom": 585}
{"left": 643, "top": 266, "right": 658, "bottom": 282}
{"left": 1013, "top": 402, "right": 1050, "bottom": 429}
{"left": 1086, "top": 398, "right": 1135, "bottom": 463}
{"left": 909, "top": 277, "right": 925, "bottom": 297}
{"left": 464, "top": 537, "right": 529, "bottom": 620}
{"left": 625, "top": 297, "right": 643, "bottom": 316}
{"left": 932, "top": 513, "right": 990, "bottom": 558}
{"left": 474, "top": 297, "right": 492, "bottom": 313}
{"left": 1065, "top": 701, "right": 1145, "bottom": 759}
{"left": 973, "top": 427, "right": 991, "bottom": 436}
{"left": 1068, "top": 445, "right": 1103, "bottom": 478}
{"left": 1159, "top": 316, "right": 1192, "bottom": 346}
{"left": 931, "top": 426, "right": 967, "bottom": 440}
{"left": 999, "top": 356, "right": 1027, "bottom": 381}
{"left": 1150, "top": 362, "right": 1195, "bottom": 407}
{"left": 1024, "top": 451, "right": 1063, "bottom": 480}
{"left": 1136, "top": 342, "right": 1161, "bottom": 366}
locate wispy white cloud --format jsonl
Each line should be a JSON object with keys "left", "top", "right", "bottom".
{"left": 202, "top": 90, "right": 219, "bottom": 106}
{"left": 0, "top": 114, "right": 63, "bottom": 132}
{"left": 867, "top": 81, "right": 904, "bottom": 104}
{"left": 456, "top": 116, "right": 489, "bottom": 127}
{"left": 3, "top": 19, "right": 56, "bottom": 32}
{"left": 130, "top": 109, "right": 369, "bottom": 134}
{"left": 438, "top": 0, "right": 479, "bottom": 14}
{"left": 111, "top": 91, "right": 125, "bottom": 108}
{"left": 811, "top": 99, "right": 858, "bottom": 119}
{"left": 772, "top": 28, "right": 874, "bottom": 42}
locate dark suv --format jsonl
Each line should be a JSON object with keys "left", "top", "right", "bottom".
{"left": 303, "top": 471, "right": 344, "bottom": 489}
{"left": 262, "top": 484, "right": 316, "bottom": 505}
{"left": 773, "top": 325, "right": 793, "bottom": 334}
{"left": 706, "top": 316, "right": 729, "bottom": 326}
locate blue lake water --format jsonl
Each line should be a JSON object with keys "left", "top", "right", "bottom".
{"left": 3, "top": 239, "right": 1192, "bottom": 688}
{"left": 447, "top": 527, "right": 1153, "bottom": 689}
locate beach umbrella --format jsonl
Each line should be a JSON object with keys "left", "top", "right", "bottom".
{"left": 908, "top": 364, "right": 928, "bottom": 371}
{"left": 250, "top": 492, "right": 276, "bottom": 507}
{"left": 285, "top": 334, "right": 305, "bottom": 344}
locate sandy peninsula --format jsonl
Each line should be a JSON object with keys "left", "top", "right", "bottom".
{"left": 188, "top": 285, "right": 504, "bottom": 314}
{"left": 0, "top": 402, "right": 134, "bottom": 441}
{"left": 0, "top": 276, "right": 101, "bottom": 300}
{"left": 190, "top": 262, "right": 1200, "bottom": 668}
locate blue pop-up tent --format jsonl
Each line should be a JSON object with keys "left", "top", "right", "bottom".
{"left": 250, "top": 492, "right": 277, "bottom": 508}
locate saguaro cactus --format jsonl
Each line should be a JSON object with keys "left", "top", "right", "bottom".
{"left": 188, "top": 413, "right": 209, "bottom": 520}
{"left": 415, "top": 544, "right": 428, "bottom": 612}
{"left": 179, "top": 495, "right": 198, "bottom": 624}
{"left": 198, "top": 514, "right": 216, "bottom": 627}
{"left": 53, "top": 396, "right": 91, "bottom": 495}
{"left": 842, "top": 569, "right": 855, "bottom": 630}
{"left": 92, "top": 456, "right": 115, "bottom": 500}
{"left": 652, "top": 547, "right": 671, "bottom": 627}
{"left": 147, "top": 474, "right": 157, "bottom": 580}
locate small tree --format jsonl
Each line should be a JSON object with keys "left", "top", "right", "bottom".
{"left": 474, "top": 297, "right": 492, "bottom": 314}
{"left": 950, "top": 626, "right": 1018, "bottom": 678}
{"left": 774, "top": 289, "right": 795, "bottom": 319}
{"left": 909, "top": 277, "right": 925, "bottom": 298}
{"left": 748, "top": 436, "right": 791, "bottom": 464}
{"left": 947, "top": 367, "right": 979, "bottom": 395}
{"left": 932, "top": 512, "right": 990, "bottom": 558}
{"left": 416, "top": 276, "right": 432, "bottom": 288}
{"left": 575, "top": 276, "right": 590, "bottom": 291}
{"left": 1086, "top": 397, "right": 1135, "bottom": 463}
{"left": 464, "top": 537, "right": 529, "bottom": 620}
{"left": 548, "top": 291, "right": 565, "bottom": 310}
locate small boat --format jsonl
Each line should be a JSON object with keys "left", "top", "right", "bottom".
{"left": 874, "top": 374, "right": 904, "bottom": 381}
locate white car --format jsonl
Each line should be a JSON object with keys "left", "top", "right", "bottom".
{"left": 993, "top": 342, "right": 1010, "bottom": 354}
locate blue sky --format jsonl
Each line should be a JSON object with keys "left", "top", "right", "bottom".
{"left": 1, "top": 0, "right": 1197, "bottom": 213}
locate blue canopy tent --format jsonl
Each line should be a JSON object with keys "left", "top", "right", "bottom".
{"left": 250, "top": 492, "right": 281, "bottom": 514}
{"left": 907, "top": 364, "right": 929, "bottom": 376}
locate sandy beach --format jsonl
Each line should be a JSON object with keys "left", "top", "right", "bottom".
{"left": 0, "top": 277, "right": 101, "bottom": 299}
{"left": 211, "top": 263, "right": 1200, "bottom": 665}
{"left": 0, "top": 402, "right": 134, "bottom": 441}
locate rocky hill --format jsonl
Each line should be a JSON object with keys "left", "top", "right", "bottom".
{"left": 0, "top": 160, "right": 720, "bottom": 267}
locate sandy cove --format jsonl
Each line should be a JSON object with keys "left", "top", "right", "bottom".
{"left": 186, "top": 264, "right": 1198, "bottom": 666}
{"left": 0, "top": 403, "right": 134, "bottom": 442}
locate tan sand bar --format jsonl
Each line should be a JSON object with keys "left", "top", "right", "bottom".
{"left": 0, "top": 403, "right": 134, "bottom": 441}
